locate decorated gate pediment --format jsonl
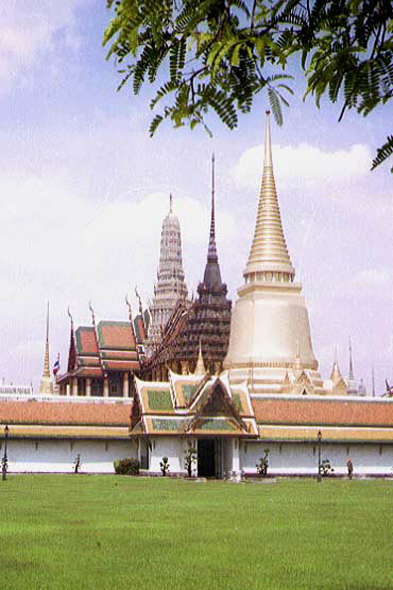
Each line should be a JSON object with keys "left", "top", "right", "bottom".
{"left": 187, "top": 378, "right": 249, "bottom": 435}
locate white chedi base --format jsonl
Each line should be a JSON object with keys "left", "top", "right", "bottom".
{"left": 224, "top": 281, "right": 325, "bottom": 395}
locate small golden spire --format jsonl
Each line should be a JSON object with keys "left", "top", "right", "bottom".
{"left": 194, "top": 338, "right": 206, "bottom": 376}
{"left": 244, "top": 110, "right": 295, "bottom": 280}
{"left": 39, "top": 302, "right": 53, "bottom": 394}
{"left": 330, "top": 348, "right": 343, "bottom": 385}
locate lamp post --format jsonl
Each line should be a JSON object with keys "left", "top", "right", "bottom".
{"left": 2, "top": 425, "right": 9, "bottom": 481}
{"left": 317, "top": 430, "right": 322, "bottom": 483}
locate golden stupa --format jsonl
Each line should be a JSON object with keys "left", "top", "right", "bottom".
{"left": 224, "top": 112, "right": 325, "bottom": 395}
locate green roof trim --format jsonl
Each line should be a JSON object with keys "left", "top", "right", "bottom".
{"left": 147, "top": 390, "right": 173, "bottom": 411}
{"left": 198, "top": 419, "right": 237, "bottom": 431}
{"left": 182, "top": 384, "right": 197, "bottom": 404}
{"left": 152, "top": 419, "right": 179, "bottom": 432}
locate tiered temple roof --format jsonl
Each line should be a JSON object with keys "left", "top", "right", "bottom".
{"left": 56, "top": 305, "right": 145, "bottom": 397}
{"left": 61, "top": 320, "right": 141, "bottom": 380}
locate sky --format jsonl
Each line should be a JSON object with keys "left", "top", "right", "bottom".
{"left": 0, "top": 1, "right": 391, "bottom": 394}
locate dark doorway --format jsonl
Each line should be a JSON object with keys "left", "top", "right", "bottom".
{"left": 198, "top": 439, "right": 215, "bottom": 477}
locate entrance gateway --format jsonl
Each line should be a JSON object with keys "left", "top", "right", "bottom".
{"left": 197, "top": 438, "right": 228, "bottom": 478}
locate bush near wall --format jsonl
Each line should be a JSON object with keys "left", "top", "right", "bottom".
{"left": 114, "top": 458, "right": 140, "bottom": 475}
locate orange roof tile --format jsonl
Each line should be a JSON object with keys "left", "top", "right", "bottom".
{"left": 98, "top": 321, "right": 136, "bottom": 350}
{"left": 76, "top": 327, "right": 99, "bottom": 355}
{"left": 252, "top": 397, "right": 393, "bottom": 427}
{"left": 0, "top": 400, "right": 131, "bottom": 426}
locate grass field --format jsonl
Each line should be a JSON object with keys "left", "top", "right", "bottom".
{"left": 0, "top": 476, "right": 392, "bottom": 590}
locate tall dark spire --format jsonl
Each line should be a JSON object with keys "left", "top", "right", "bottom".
{"left": 202, "top": 154, "right": 224, "bottom": 291}
{"left": 207, "top": 153, "right": 218, "bottom": 262}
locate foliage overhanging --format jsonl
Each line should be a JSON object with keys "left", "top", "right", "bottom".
{"left": 104, "top": 0, "right": 393, "bottom": 171}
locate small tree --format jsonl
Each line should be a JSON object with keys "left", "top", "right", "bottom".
{"left": 160, "top": 457, "right": 170, "bottom": 476}
{"left": 320, "top": 458, "right": 334, "bottom": 477}
{"left": 256, "top": 449, "right": 270, "bottom": 477}
{"left": 184, "top": 441, "right": 197, "bottom": 478}
{"left": 73, "top": 454, "right": 81, "bottom": 474}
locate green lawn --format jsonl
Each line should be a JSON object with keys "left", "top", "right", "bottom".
{"left": 0, "top": 476, "right": 392, "bottom": 590}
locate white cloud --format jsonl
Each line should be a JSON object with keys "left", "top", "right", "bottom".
{"left": 0, "top": 174, "right": 236, "bottom": 314}
{"left": 0, "top": 1, "right": 90, "bottom": 90}
{"left": 233, "top": 142, "right": 372, "bottom": 189}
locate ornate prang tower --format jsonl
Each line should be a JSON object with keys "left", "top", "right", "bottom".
{"left": 39, "top": 302, "right": 53, "bottom": 394}
{"left": 146, "top": 195, "right": 188, "bottom": 356}
{"left": 224, "top": 112, "right": 324, "bottom": 394}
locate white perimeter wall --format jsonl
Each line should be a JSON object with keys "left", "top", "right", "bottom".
{"left": 3, "top": 437, "right": 393, "bottom": 476}
{"left": 3, "top": 439, "right": 137, "bottom": 474}
{"left": 147, "top": 438, "right": 191, "bottom": 475}
{"left": 241, "top": 441, "right": 393, "bottom": 476}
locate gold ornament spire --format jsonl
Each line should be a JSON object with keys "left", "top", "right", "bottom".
{"left": 194, "top": 338, "right": 206, "bottom": 376}
{"left": 39, "top": 302, "right": 53, "bottom": 394}
{"left": 244, "top": 111, "right": 295, "bottom": 280}
{"left": 330, "top": 348, "right": 343, "bottom": 385}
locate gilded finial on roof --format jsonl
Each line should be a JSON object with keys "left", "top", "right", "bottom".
{"left": 135, "top": 286, "right": 143, "bottom": 317}
{"left": 194, "top": 338, "right": 206, "bottom": 376}
{"left": 125, "top": 293, "right": 133, "bottom": 323}
{"left": 330, "top": 347, "right": 343, "bottom": 384}
{"left": 170, "top": 193, "right": 173, "bottom": 213}
{"left": 89, "top": 300, "right": 96, "bottom": 327}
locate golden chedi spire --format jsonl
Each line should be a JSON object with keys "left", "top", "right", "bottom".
{"left": 244, "top": 111, "right": 295, "bottom": 281}
{"left": 39, "top": 302, "right": 53, "bottom": 394}
{"left": 194, "top": 338, "right": 206, "bottom": 376}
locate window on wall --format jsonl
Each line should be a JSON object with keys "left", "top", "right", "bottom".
{"left": 109, "top": 373, "right": 122, "bottom": 397}
{"left": 91, "top": 379, "right": 103, "bottom": 397}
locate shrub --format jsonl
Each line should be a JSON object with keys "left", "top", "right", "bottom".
{"left": 114, "top": 458, "right": 140, "bottom": 475}
{"left": 320, "top": 458, "right": 334, "bottom": 477}
{"left": 160, "top": 457, "right": 170, "bottom": 476}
